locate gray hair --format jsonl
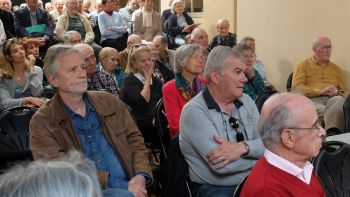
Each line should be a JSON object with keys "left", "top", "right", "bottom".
{"left": 240, "top": 36, "right": 255, "bottom": 45}
{"left": 174, "top": 44, "right": 206, "bottom": 74}
{"left": 258, "top": 93, "right": 299, "bottom": 150}
{"left": 171, "top": 0, "right": 184, "bottom": 12}
{"left": 204, "top": 46, "right": 245, "bottom": 82}
{"left": 43, "top": 44, "right": 82, "bottom": 77}
{"left": 0, "top": 151, "right": 102, "bottom": 197}
{"left": 73, "top": 43, "right": 93, "bottom": 54}
{"left": 63, "top": 30, "right": 81, "bottom": 44}
{"left": 234, "top": 43, "right": 253, "bottom": 53}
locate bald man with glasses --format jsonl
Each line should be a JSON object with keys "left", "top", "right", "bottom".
{"left": 241, "top": 92, "right": 326, "bottom": 197}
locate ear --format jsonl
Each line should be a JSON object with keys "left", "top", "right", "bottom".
{"left": 47, "top": 74, "right": 59, "bottom": 89}
{"left": 280, "top": 129, "right": 295, "bottom": 149}
{"left": 209, "top": 69, "right": 220, "bottom": 85}
{"left": 6, "top": 54, "right": 12, "bottom": 61}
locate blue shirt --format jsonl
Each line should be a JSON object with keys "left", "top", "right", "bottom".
{"left": 65, "top": 96, "right": 129, "bottom": 189}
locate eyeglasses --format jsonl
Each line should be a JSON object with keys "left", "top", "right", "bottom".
{"left": 228, "top": 117, "right": 244, "bottom": 142}
{"left": 288, "top": 119, "right": 323, "bottom": 132}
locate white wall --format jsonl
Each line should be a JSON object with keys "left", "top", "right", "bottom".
{"left": 237, "top": 0, "right": 350, "bottom": 91}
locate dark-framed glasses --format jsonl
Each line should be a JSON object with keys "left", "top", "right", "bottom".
{"left": 229, "top": 117, "right": 244, "bottom": 142}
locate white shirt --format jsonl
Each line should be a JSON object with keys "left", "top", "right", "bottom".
{"left": 264, "top": 149, "right": 314, "bottom": 184}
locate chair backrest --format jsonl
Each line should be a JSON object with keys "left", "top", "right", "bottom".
{"left": 255, "top": 90, "right": 278, "bottom": 113}
{"left": 165, "top": 135, "right": 192, "bottom": 197}
{"left": 286, "top": 72, "right": 293, "bottom": 92}
{"left": 313, "top": 141, "right": 350, "bottom": 197}
{"left": 154, "top": 98, "right": 171, "bottom": 160}
{"left": 233, "top": 176, "right": 248, "bottom": 197}
{"left": 343, "top": 95, "right": 350, "bottom": 132}
{"left": 0, "top": 106, "right": 37, "bottom": 164}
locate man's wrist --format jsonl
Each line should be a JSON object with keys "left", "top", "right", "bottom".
{"left": 241, "top": 142, "right": 250, "bottom": 157}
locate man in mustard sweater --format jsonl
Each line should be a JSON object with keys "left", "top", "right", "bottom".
{"left": 292, "top": 36, "right": 348, "bottom": 135}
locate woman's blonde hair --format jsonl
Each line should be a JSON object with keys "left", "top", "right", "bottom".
{"left": 125, "top": 45, "right": 151, "bottom": 74}
{"left": 99, "top": 47, "right": 118, "bottom": 68}
{"left": 1, "top": 38, "right": 30, "bottom": 78}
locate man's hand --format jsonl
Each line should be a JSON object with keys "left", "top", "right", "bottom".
{"left": 319, "top": 85, "right": 338, "bottom": 97}
{"left": 128, "top": 175, "right": 147, "bottom": 197}
{"left": 207, "top": 135, "right": 246, "bottom": 169}
{"left": 34, "top": 37, "right": 46, "bottom": 46}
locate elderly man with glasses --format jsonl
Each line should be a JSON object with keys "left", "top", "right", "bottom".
{"left": 292, "top": 36, "right": 348, "bottom": 136}
{"left": 179, "top": 46, "right": 264, "bottom": 197}
{"left": 241, "top": 92, "right": 326, "bottom": 196}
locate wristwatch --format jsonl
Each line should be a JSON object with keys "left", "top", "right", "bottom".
{"left": 242, "top": 142, "right": 250, "bottom": 156}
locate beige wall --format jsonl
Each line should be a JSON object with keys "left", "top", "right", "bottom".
{"left": 237, "top": 0, "right": 350, "bottom": 91}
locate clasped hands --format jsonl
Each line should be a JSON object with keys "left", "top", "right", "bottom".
{"left": 319, "top": 85, "right": 343, "bottom": 97}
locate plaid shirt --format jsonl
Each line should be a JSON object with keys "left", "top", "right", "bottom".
{"left": 88, "top": 70, "right": 119, "bottom": 96}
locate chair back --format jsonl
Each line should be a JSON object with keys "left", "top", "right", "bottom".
{"left": 313, "top": 141, "right": 350, "bottom": 197}
{"left": 286, "top": 72, "right": 293, "bottom": 92}
{"left": 0, "top": 106, "right": 36, "bottom": 165}
{"left": 233, "top": 176, "right": 248, "bottom": 197}
{"left": 154, "top": 98, "right": 171, "bottom": 159}
{"left": 343, "top": 95, "right": 350, "bottom": 132}
{"left": 255, "top": 90, "right": 278, "bottom": 113}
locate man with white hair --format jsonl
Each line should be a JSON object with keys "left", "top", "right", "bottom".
{"left": 180, "top": 46, "right": 264, "bottom": 196}
{"left": 190, "top": 27, "right": 209, "bottom": 50}
{"left": 119, "top": 0, "right": 139, "bottom": 33}
{"left": 48, "top": 0, "right": 64, "bottom": 27}
{"left": 241, "top": 92, "right": 326, "bottom": 196}
{"left": 292, "top": 36, "right": 348, "bottom": 135}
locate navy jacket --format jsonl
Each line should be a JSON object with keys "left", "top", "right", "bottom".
{"left": 14, "top": 7, "right": 53, "bottom": 38}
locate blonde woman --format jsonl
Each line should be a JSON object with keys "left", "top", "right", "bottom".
{"left": 121, "top": 45, "right": 162, "bottom": 145}
{"left": 0, "top": 38, "right": 46, "bottom": 109}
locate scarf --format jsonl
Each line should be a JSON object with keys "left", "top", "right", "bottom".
{"left": 175, "top": 73, "right": 204, "bottom": 101}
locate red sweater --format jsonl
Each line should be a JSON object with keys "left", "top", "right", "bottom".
{"left": 241, "top": 157, "right": 326, "bottom": 197}
{"left": 162, "top": 78, "right": 205, "bottom": 138}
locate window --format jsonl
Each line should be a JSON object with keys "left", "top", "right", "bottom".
{"left": 185, "top": 0, "right": 203, "bottom": 13}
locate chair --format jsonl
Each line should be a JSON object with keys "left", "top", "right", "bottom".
{"left": 313, "top": 141, "right": 350, "bottom": 197}
{"left": 0, "top": 106, "right": 37, "bottom": 168}
{"left": 164, "top": 135, "right": 192, "bottom": 197}
{"left": 255, "top": 90, "right": 278, "bottom": 113}
{"left": 343, "top": 94, "right": 350, "bottom": 132}
{"left": 286, "top": 72, "right": 293, "bottom": 92}
{"left": 233, "top": 176, "right": 248, "bottom": 197}
{"left": 154, "top": 98, "right": 171, "bottom": 160}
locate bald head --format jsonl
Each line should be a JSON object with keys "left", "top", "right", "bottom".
{"left": 191, "top": 27, "right": 209, "bottom": 49}
{"left": 313, "top": 36, "right": 331, "bottom": 49}
{"left": 126, "top": 34, "right": 142, "bottom": 50}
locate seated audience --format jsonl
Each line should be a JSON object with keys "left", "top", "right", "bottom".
{"left": 292, "top": 36, "right": 348, "bottom": 135}
{"left": 30, "top": 44, "right": 152, "bottom": 197}
{"left": 241, "top": 93, "right": 326, "bottom": 196}
{"left": 0, "top": 0, "right": 11, "bottom": 11}
{"left": 48, "top": 0, "right": 65, "bottom": 28}
{"left": 146, "top": 41, "right": 174, "bottom": 84}
{"left": 166, "top": 0, "right": 194, "bottom": 46}
{"left": 209, "top": 19, "right": 236, "bottom": 50}
{"left": 162, "top": 44, "right": 206, "bottom": 138}
{"left": 56, "top": 0, "right": 102, "bottom": 56}
{"left": 121, "top": 44, "right": 163, "bottom": 145}
{"left": 240, "top": 36, "right": 266, "bottom": 80}
{"left": 153, "top": 35, "right": 176, "bottom": 70}
{"left": 190, "top": 27, "right": 209, "bottom": 50}
{"left": 0, "top": 151, "right": 103, "bottom": 197}
{"left": 63, "top": 30, "right": 83, "bottom": 45}
{"left": 0, "top": 7, "right": 16, "bottom": 39}
{"left": 90, "top": 0, "right": 103, "bottom": 27}
{"left": 119, "top": 0, "right": 140, "bottom": 33}
{"left": 74, "top": 43, "right": 119, "bottom": 96}
{"left": 21, "top": 37, "right": 44, "bottom": 69}
{"left": 179, "top": 46, "right": 264, "bottom": 197}
{"left": 99, "top": 47, "right": 124, "bottom": 89}
{"left": 118, "top": 34, "right": 142, "bottom": 71}
{"left": 113, "top": 0, "right": 121, "bottom": 12}
{"left": 133, "top": 0, "right": 162, "bottom": 42}
{"left": 82, "top": 0, "right": 91, "bottom": 13}
{"left": 98, "top": 0, "right": 128, "bottom": 52}
{"left": 131, "top": 0, "right": 145, "bottom": 23}
{"left": 14, "top": 0, "right": 56, "bottom": 52}
{"left": 0, "top": 38, "right": 46, "bottom": 109}
{"left": 236, "top": 44, "right": 265, "bottom": 100}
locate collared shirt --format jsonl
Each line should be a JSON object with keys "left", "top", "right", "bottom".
{"left": 87, "top": 69, "right": 119, "bottom": 96}
{"left": 65, "top": 96, "right": 129, "bottom": 189}
{"left": 134, "top": 73, "right": 153, "bottom": 85}
{"left": 264, "top": 149, "right": 314, "bottom": 184}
